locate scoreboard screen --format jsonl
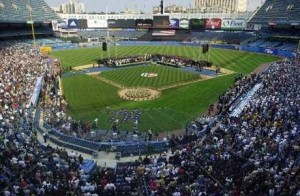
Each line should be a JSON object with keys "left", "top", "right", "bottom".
{"left": 153, "top": 16, "right": 170, "bottom": 28}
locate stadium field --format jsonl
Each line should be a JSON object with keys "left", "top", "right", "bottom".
{"left": 100, "top": 64, "right": 200, "bottom": 88}
{"left": 54, "top": 45, "right": 280, "bottom": 132}
{"left": 51, "top": 45, "right": 279, "bottom": 74}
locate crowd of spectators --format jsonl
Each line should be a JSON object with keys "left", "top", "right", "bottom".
{"left": 106, "top": 59, "right": 300, "bottom": 195}
{"left": 101, "top": 55, "right": 152, "bottom": 67}
{"left": 217, "top": 73, "right": 259, "bottom": 115}
{"left": 0, "top": 41, "right": 299, "bottom": 195}
{"left": 0, "top": 42, "right": 50, "bottom": 132}
{"left": 0, "top": 43, "right": 87, "bottom": 195}
{"left": 154, "top": 54, "right": 208, "bottom": 68}
{"left": 0, "top": 42, "right": 119, "bottom": 196}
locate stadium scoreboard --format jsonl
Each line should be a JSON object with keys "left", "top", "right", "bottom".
{"left": 153, "top": 16, "right": 170, "bottom": 28}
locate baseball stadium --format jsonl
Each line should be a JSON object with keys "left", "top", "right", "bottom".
{"left": 0, "top": 0, "right": 299, "bottom": 195}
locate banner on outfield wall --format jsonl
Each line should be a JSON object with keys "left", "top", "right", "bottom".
{"left": 205, "top": 18, "right": 222, "bottom": 29}
{"left": 169, "top": 18, "right": 179, "bottom": 28}
{"left": 221, "top": 19, "right": 246, "bottom": 30}
{"left": 52, "top": 20, "right": 58, "bottom": 31}
{"left": 87, "top": 19, "right": 108, "bottom": 28}
{"left": 179, "top": 18, "right": 189, "bottom": 29}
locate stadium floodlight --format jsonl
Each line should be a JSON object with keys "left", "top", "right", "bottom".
{"left": 27, "top": 1, "right": 36, "bottom": 48}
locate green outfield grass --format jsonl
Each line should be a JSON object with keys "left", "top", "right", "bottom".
{"left": 63, "top": 73, "right": 236, "bottom": 132}
{"left": 101, "top": 64, "right": 199, "bottom": 88}
{"left": 55, "top": 45, "right": 280, "bottom": 132}
{"left": 51, "top": 45, "right": 279, "bottom": 74}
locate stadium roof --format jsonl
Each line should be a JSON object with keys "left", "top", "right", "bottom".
{"left": 0, "top": 0, "right": 60, "bottom": 23}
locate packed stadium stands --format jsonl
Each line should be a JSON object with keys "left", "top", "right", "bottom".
{"left": 0, "top": 0, "right": 300, "bottom": 194}
{"left": 190, "top": 31, "right": 255, "bottom": 44}
{"left": 0, "top": 0, "right": 59, "bottom": 22}
{"left": 0, "top": 0, "right": 59, "bottom": 39}
{"left": 245, "top": 38, "right": 298, "bottom": 52}
{"left": 249, "top": 0, "right": 300, "bottom": 24}
{"left": 1, "top": 40, "right": 299, "bottom": 195}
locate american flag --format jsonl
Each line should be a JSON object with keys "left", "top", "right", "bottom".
{"left": 152, "top": 30, "right": 176, "bottom": 36}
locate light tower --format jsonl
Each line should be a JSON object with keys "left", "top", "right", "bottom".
{"left": 160, "top": 0, "right": 164, "bottom": 14}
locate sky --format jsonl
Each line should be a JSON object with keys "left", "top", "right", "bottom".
{"left": 45, "top": 0, "right": 264, "bottom": 13}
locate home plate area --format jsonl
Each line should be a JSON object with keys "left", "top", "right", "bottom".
{"left": 140, "top": 72, "right": 158, "bottom": 78}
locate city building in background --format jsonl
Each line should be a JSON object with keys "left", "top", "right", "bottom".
{"left": 153, "top": 4, "right": 187, "bottom": 14}
{"left": 192, "top": 0, "right": 248, "bottom": 13}
{"left": 59, "top": 0, "right": 85, "bottom": 14}
{"left": 51, "top": 6, "right": 60, "bottom": 13}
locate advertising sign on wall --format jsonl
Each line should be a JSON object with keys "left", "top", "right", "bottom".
{"left": 179, "top": 18, "right": 189, "bottom": 29}
{"left": 169, "top": 18, "right": 179, "bottom": 28}
{"left": 68, "top": 19, "right": 79, "bottom": 28}
{"left": 205, "top": 18, "right": 222, "bottom": 29}
{"left": 136, "top": 19, "right": 153, "bottom": 28}
{"left": 107, "top": 19, "right": 116, "bottom": 28}
{"left": 108, "top": 19, "right": 136, "bottom": 28}
{"left": 87, "top": 19, "right": 107, "bottom": 28}
{"left": 189, "top": 18, "right": 206, "bottom": 30}
{"left": 222, "top": 19, "right": 246, "bottom": 30}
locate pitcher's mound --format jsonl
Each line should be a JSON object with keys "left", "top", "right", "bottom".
{"left": 118, "top": 88, "right": 161, "bottom": 101}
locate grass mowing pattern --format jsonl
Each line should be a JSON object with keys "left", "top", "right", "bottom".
{"left": 101, "top": 64, "right": 199, "bottom": 88}
{"left": 55, "top": 46, "right": 280, "bottom": 132}
{"left": 63, "top": 73, "right": 236, "bottom": 132}
{"left": 51, "top": 46, "right": 279, "bottom": 74}
{"left": 63, "top": 74, "right": 126, "bottom": 117}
